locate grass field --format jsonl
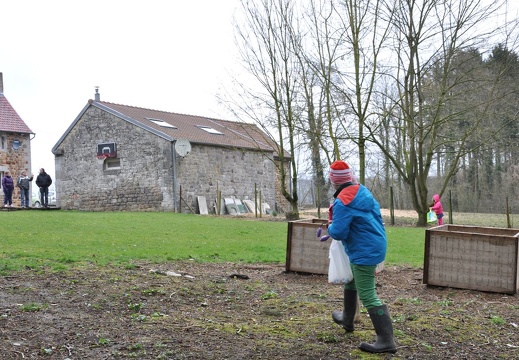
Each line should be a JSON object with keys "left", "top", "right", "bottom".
{"left": 1, "top": 209, "right": 513, "bottom": 274}
{"left": 2, "top": 210, "right": 517, "bottom": 359}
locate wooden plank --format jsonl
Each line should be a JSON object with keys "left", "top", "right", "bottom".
{"left": 434, "top": 224, "right": 519, "bottom": 237}
{"left": 423, "top": 228, "right": 432, "bottom": 284}
{"left": 285, "top": 222, "right": 294, "bottom": 272}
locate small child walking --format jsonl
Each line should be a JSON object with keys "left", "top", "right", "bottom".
{"left": 430, "top": 194, "right": 444, "bottom": 225}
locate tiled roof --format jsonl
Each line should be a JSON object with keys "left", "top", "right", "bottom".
{"left": 98, "top": 101, "right": 279, "bottom": 153}
{"left": 0, "top": 94, "right": 33, "bottom": 134}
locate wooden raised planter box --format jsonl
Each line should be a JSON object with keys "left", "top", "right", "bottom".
{"left": 286, "top": 218, "right": 384, "bottom": 275}
{"left": 286, "top": 219, "right": 330, "bottom": 274}
{"left": 424, "top": 224, "right": 519, "bottom": 294}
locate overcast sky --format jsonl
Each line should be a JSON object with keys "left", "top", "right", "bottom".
{"left": 2, "top": 1, "right": 518, "bottom": 182}
{"left": 1, "top": 0, "right": 241, "bottom": 180}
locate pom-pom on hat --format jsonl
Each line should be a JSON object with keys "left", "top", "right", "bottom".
{"left": 329, "top": 160, "right": 353, "bottom": 185}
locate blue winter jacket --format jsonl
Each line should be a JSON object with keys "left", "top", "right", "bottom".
{"left": 327, "top": 184, "right": 386, "bottom": 266}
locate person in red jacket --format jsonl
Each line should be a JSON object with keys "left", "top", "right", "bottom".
{"left": 430, "top": 194, "right": 444, "bottom": 225}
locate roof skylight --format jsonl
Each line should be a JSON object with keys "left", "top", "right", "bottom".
{"left": 145, "top": 117, "right": 177, "bottom": 129}
{"left": 197, "top": 125, "right": 224, "bottom": 135}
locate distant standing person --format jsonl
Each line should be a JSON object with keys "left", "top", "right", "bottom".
{"left": 17, "top": 169, "right": 34, "bottom": 208}
{"left": 2, "top": 170, "right": 15, "bottom": 207}
{"left": 430, "top": 194, "right": 444, "bottom": 225}
{"left": 36, "top": 168, "right": 52, "bottom": 208}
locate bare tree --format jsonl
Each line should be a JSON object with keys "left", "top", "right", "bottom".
{"left": 369, "top": 0, "right": 518, "bottom": 225}
{"left": 295, "top": 0, "right": 350, "bottom": 208}
{"left": 224, "top": 0, "right": 518, "bottom": 223}
{"left": 228, "top": 0, "right": 303, "bottom": 219}
{"left": 331, "top": 0, "right": 394, "bottom": 184}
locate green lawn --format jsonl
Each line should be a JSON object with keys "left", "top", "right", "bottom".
{"left": 1, "top": 211, "right": 425, "bottom": 273}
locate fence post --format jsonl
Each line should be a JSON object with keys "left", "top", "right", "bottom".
{"left": 216, "top": 190, "right": 221, "bottom": 215}
{"left": 506, "top": 197, "right": 511, "bottom": 228}
{"left": 215, "top": 182, "right": 220, "bottom": 215}
{"left": 448, "top": 190, "right": 453, "bottom": 224}
{"left": 389, "top": 186, "right": 395, "bottom": 226}
{"left": 259, "top": 191, "right": 262, "bottom": 218}
{"left": 317, "top": 184, "right": 321, "bottom": 219}
{"left": 254, "top": 183, "right": 258, "bottom": 218}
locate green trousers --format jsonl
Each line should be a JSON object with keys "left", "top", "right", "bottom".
{"left": 344, "top": 264, "right": 382, "bottom": 309}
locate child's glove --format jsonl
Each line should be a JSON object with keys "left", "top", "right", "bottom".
{"left": 316, "top": 226, "right": 331, "bottom": 242}
{"left": 320, "top": 235, "right": 330, "bottom": 242}
{"left": 315, "top": 204, "right": 334, "bottom": 242}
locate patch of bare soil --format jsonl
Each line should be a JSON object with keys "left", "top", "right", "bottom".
{"left": 1, "top": 262, "right": 518, "bottom": 359}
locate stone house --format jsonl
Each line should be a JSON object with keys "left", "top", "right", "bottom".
{"left": 0, "top": 73, "right": 34, "bottom": 205}
{"left": 52, "top": 90, "right": 291, "bottom": 213}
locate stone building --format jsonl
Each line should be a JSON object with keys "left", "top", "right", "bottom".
{"left": 0, "top": 73, "right": 34, "bottom": 206}
{"left": 52, "top": 90, "right": 291, "bottom": 213}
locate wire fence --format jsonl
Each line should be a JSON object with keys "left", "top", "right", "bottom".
{"left": 298, "top": 179, "right": 518, "bottom": 228}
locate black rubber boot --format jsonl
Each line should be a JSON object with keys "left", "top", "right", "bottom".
{"left": 359, "top": 305, "right": 397, "bottom": 354}
{"left": 332, "top": 288, "right": 357, "bottom": 331}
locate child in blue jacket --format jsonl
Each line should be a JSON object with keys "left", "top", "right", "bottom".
{"left": 327, "top": 160, "right": 396, "bottom": 354}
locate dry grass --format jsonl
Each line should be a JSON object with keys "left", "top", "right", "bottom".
{"left": 301, "top": 207, "right": 519, "bottom": 228}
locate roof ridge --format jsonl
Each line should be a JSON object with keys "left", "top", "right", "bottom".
{"left": 98, "top": 100, "right": 235, "bottom": 123}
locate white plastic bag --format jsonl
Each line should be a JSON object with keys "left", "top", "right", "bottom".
{"left": 328, "top": 240, "right": 353, "bottom": 284}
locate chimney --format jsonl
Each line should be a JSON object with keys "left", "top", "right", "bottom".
{"left": 95, "top": 86, "right": 100, "bottom": 101}
{"left": 0, "top": 72, "right": 3, "bottom": 94}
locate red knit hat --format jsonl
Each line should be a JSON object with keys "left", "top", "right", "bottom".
{"left": 329, "top": 160, "right": 352, "bottom": 184}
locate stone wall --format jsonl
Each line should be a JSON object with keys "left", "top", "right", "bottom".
{"left": 176, "top": 144, "right": 277, "bottom": 213}
{"left": 54, "top": 106, "right": 279, "bottom": 213}
{"left": 55, "top": 107, "right": 174, "bottom": 211}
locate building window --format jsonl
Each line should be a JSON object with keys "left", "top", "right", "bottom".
{"left": 12, "top": 139, "right": 21, "bottom": 150}
{"left": 145, "top": 117, "right": 177, "bottom": 129}
{"left": 0, "top": 135, "right": 5, "bottom": 150}
{"left": 196, "top": 125, "right": 223, "bottom": 135}
{"left": 104, "top": 158, "right": 121, "bottom": 170}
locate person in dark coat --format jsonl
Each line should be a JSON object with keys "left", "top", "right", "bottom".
{"left": 35, "top": 168, "right": 52, "bottom": 207}
{"left": 2, "top": 170, "right": 15, "bottom": 207}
